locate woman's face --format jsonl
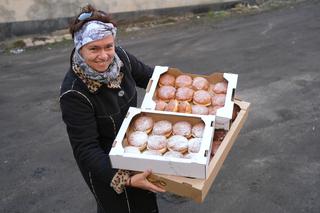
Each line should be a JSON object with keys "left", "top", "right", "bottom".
{"left": 80, "top": 35, "right": 115, "bottom": 72}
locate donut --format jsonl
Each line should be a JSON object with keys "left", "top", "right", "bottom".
{"left": 211, "top": 94, "right": 226, "bottom": 106}
{"left": 142, "top": 150, "right": 163, "bottom": 156}
{"left": 163, "top": 150, "right": 184, "bottom": 158}
{"left": 188, "top": 138, "right": 202, "bottom": 153}
{"left": 147, "top": 135, "right": 167, "bottom": 153}
{"left": 124, "top": 146, "right": 141, "bottom": 154}
{"left": 178, "top": 101, "right": 192, "bottom": 113}
{"left": 192, "top": 76, "right": 209, "bottom": 90}
{"left": 133, "top": 116, "right": 154, "bottom": 133}
{"left": 175, "top": 75, "right": 193, "bottom": 88}
{"left": 172, "top": 121, "right": 192, "bottom": 138}
{"left": 208, "top": 105, "right": 222, "bottom": 115}
{"left": 164, "top": 99, "right": 179, "bottom": 112}
{"left": 193, "top": 90, "right": 211, "bottom": 106}
{"left": 191, "top": 105, "right": 209, "bottom": 115}
{"left": 157, "top": 85, "right": 176, "bottom": 102}
{"left": 175, "top": 87, "right": 194, "bottom": 102}
{"left": 159, "top": 73, "right": 175, "bottom": 87}
{"left": 155, "top": 100, "right": 167, "bottom": 111}
{"left": 152, "top": 120, "right": 173, "bottom": 137}
{"left": 167, "top": 135, "right": 189, "bottom": 153}
{"left": 184, "top": 152, "right": 198, "bottom": 159}
{"left": 191, "top": 122, "right": 205, "bottom": 138}
{"left": 213, "top": 81, "right": 228, "bottom": 94}
{"left": 127, "top": 131, "right": 148, "bottom": 151}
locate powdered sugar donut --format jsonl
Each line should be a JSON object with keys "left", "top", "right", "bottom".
{"left": 152, "top": 120, "right": 173, "bottom": 137}
{"left": 147, "top": 135, "right": 167, "bottom": 153}
{"left": 213, "top": 81, "right": 228, "bottom": 94}
{"left": 172, "top": 121, "right": 192, "bottom": 138}
{"left": 188, "top": 137, "right": 202, "bottom": 153}
{"left": 157, "top": 85, "right": 176, "bottom": 102}
{"left": 155, "top": 100, "right": 167, "bottom": 111}
{"left": 208, "top": 105, "right": 222, "bottom": 115}
{"left": 211, "top": 94, "right": 226, "bottom": 106}
{"left": 159, "top": 73, "right": 175, "bottom": 87}
{"left": 127, "top": 131, "right": 148, "bottom": 151}
{"left": 175, "top": 75, "right": 193, "bottom": 88}
{"left": 193, "top": 90, "right": 211, "bottom": 106}
{"left": 175, "top": 87, "right": 194, "bottom": 102}
{"left": 167, "top": 135, "right": 189, "bottom": 153}
{"left": 192, "top": 76, "right": 209, "bottom": 90}
{"left": 191, "top": 122, "right": 205, "bottom": 138}
{"left": 124, "top": 146, "right": 141, "bottom": 154}
{"left": 142, "top": 150, "right": 163, "bottom": 156}
{"left": 163, "top": 150, "right": 184, "bottom": 158}
{"left": 133, "top": 116, "right": 154, "bottom": 133}
{"left": 164, "top": 99, "right": 179, "bottom": 112}
{"left": 178, "top": 101, "right": 192, "bottom": 113}
{"left": 191, "top": 105, "right": 209, "bottom": 115}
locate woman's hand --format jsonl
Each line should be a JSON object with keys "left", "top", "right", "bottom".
{"left": 127, "top": 170, "right": 166, "bottom": 193}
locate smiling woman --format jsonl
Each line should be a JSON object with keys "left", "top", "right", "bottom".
{"left": 59, "top": 4, "right": 165, "bottom": 213}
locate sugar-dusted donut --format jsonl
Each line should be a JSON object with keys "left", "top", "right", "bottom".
{"left": 124, "top": 146, "right": 141, "bottom": 154}
{"left": 167, "top": 135, "right": 189, "bottom": 153}
{"left": 142, "top": 150, "right": 163, "bottom": 156}
{"left": 159, "top": 73, "right": 175, "bottom": 87}
{"left": 188, "top": 137, "right": 202, "bottom": 153}
{"left": 193, "top": 90, "right": 211, "bottom": 106}
{"left": 152, "top": 120, "right": 173, "bottom": 137}
{"left": 175, "top": 87, "right": 194, "bottom": 102}
{"left": 147, "top": 135, "right": 167, "bottom": 153}
{"left": 172, "top": 121, "right": 192, "bottom": 138}
{"left": 178, "top": 101, "right": 192, "bottom": 113}
{"left": 213, "top": 81, "right": 228, "bottom": 94}
{"left": 127, "top": 131, "right": 148, "bottom": 151}
{"left": 211, "top": 94, "right": 226, "bottom": 106}
{"left": 155, "top": 100, "right": 167, "bottom": 111}
{"left": 133, "top": 116, "right": 154, "bottom": 133}
{"left": 157, "top": 85, "right": 176, "bottom": 102}
{"left": 164, "top": 99, "right": 179, "bottom": 112}
{"left": 163, "top": 150, "right": 184, "bottom": 158}
{"left": 191, "top": 122, "right": 205, "bottom": 138}
{"left": 175, "top": 75, "right": 193, "bottom": 88}
{"left": 208, "top": 105, "right": 222, "bottom": 115}
{"left": 191, "top": 105, "right": 209, "bottom": 115}
{"left": 192, "top": 76, "right": 209, "bottom": 91}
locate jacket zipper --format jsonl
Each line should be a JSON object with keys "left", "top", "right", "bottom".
{"left": 89, "top": 171, "right": 104, "bottom": 212}
{"left": 124, "top": 187, "right": 131, "bottom": 213}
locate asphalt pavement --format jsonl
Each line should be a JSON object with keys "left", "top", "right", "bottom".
{"left": 1, "top": 0, "right": 319, "bottom": 212}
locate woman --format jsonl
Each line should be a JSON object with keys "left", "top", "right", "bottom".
{"left": 59, "top": 4, "right": 165, "bottom": 213}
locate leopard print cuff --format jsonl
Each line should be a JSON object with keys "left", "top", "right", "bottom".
{"left": 110, "top": 170, "right": 131, "bottom": 194}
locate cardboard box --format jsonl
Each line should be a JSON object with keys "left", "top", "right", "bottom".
{"left": 109, "top": 108, "right": 216, "bottom": 179}
{"left": 147, "top": 99, "right": 250, "bottom": 203}
{"left": 141, "top": 66, "right": 238, "bottom": 130}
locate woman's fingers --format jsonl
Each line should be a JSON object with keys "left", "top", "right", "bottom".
{"left": 130, "top": 170, "right": 166, "bottom": 193}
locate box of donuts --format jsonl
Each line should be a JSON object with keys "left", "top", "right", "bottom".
{"left": 141, "top": 66, "right": 238, "bottom": 130}
{"left": 146, "top": 99, "right": 250, "bottom": 203}
{"left": 109, "top": 107, "right": 216, "bottom": 179}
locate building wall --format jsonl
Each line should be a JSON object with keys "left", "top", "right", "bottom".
{"left": 0, "top": 0, "right": 235, "bottom": 23}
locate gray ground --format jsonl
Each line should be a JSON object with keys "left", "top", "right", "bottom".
{"left": 1, "top": 0, "right": 320, "bottom": 212}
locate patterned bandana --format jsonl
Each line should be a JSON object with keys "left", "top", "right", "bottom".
{"left": 72, "top": 20, "right": 124, "bottom": 89}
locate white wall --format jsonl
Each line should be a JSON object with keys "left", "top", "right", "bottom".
{"left": 0, "top": 0, "right": 235, "bottom": 23}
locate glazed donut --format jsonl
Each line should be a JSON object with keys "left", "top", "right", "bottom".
{"left": 178, "top": 101, "right": 192, "bottom": 113}
{"left": 192, "top": 76, "right": 209, "bottom": 91}
{"left": 167, "top": 135, "right": 189, "bottom": 153}
{"left": 163, "top": 150, "right": 184, "bottom": 158}
{"left": 188, "top": 137, "right": 202, "bottom": 153}
{"left": 147, "top": 135, "right": 167, "bottom": 154}
{"left": 172, "top": 121, "right": 192, "bottom": 138}
{"left": 213, "top": 81, "right": 228, "bottom": 94}
{"left": 155, "top": 100, "right": 167, "bottom": 111}
{"left": 164, "top": 99, "right": 179, "bottom": 112}
{"left": 191, "top": 105, "right": 209, "bottom": 115}
{"left": 159, "top": 73, "right": 175, "bottom": 87}
{"left": 157, "top": 85, "right": 176, "bottom": 102}
{"left": 175, "top": 75, "right": 193, "bottom": 88}
{"left": 133, "top": 116, "right": 154, "bottom": 134}
{"left": 211, "top": 94, "right": 226, "bottom": 106}
{"left": 152, "top": 120, "right": 173, "bottom": 137}
{"left": 175, "top": 87, "right": 194, "bottom": 102}
{"left": 208, "top": 105, "right": 222, "bottom": 115}
{"left": 193, "top": 90, "right": 211, "bottom": 106}
{"left": 124, "top": 146, "right": 141, "bottom": 154}
{"left": 127, "top": 131, "right": 148, "bottom": 151}
{"left": 142, "top": 150, "right": 163, "bottom": 156}
{"left": 191, "top": 122, "right": 205, "bottom": 138}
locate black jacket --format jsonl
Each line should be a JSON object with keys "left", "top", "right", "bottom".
{"left": 60, "top": 47, "right": 158, "bottom": 213}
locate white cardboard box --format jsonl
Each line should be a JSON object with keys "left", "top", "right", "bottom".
{"left": 109, "top": 107, "right": 216, "bottom": 179}
{"left": 141, "top": 66, "right": 238, "bottom": 130}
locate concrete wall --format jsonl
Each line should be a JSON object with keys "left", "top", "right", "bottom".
{"left": 0, "top": 0, "right": 238, "bottom": 39}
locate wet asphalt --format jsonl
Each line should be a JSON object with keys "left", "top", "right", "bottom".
{"left": 0, "top": 1, "right": 319, "bottom": 212}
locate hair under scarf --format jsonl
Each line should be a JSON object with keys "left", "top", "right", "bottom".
{"left": 72, "top": 20, "right": 123, "bottom": 84}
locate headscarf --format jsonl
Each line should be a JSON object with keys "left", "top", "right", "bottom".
{"left": 72, "top": 20, "right": 123, "bottom": 84}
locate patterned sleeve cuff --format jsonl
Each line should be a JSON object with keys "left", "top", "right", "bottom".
{"left": 110, "top": 170, "right": 131, "bottom": 194}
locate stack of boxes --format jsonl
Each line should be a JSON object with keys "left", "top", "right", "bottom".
{"left": 109, "top": 66, "right": 250, "bottom": 202}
